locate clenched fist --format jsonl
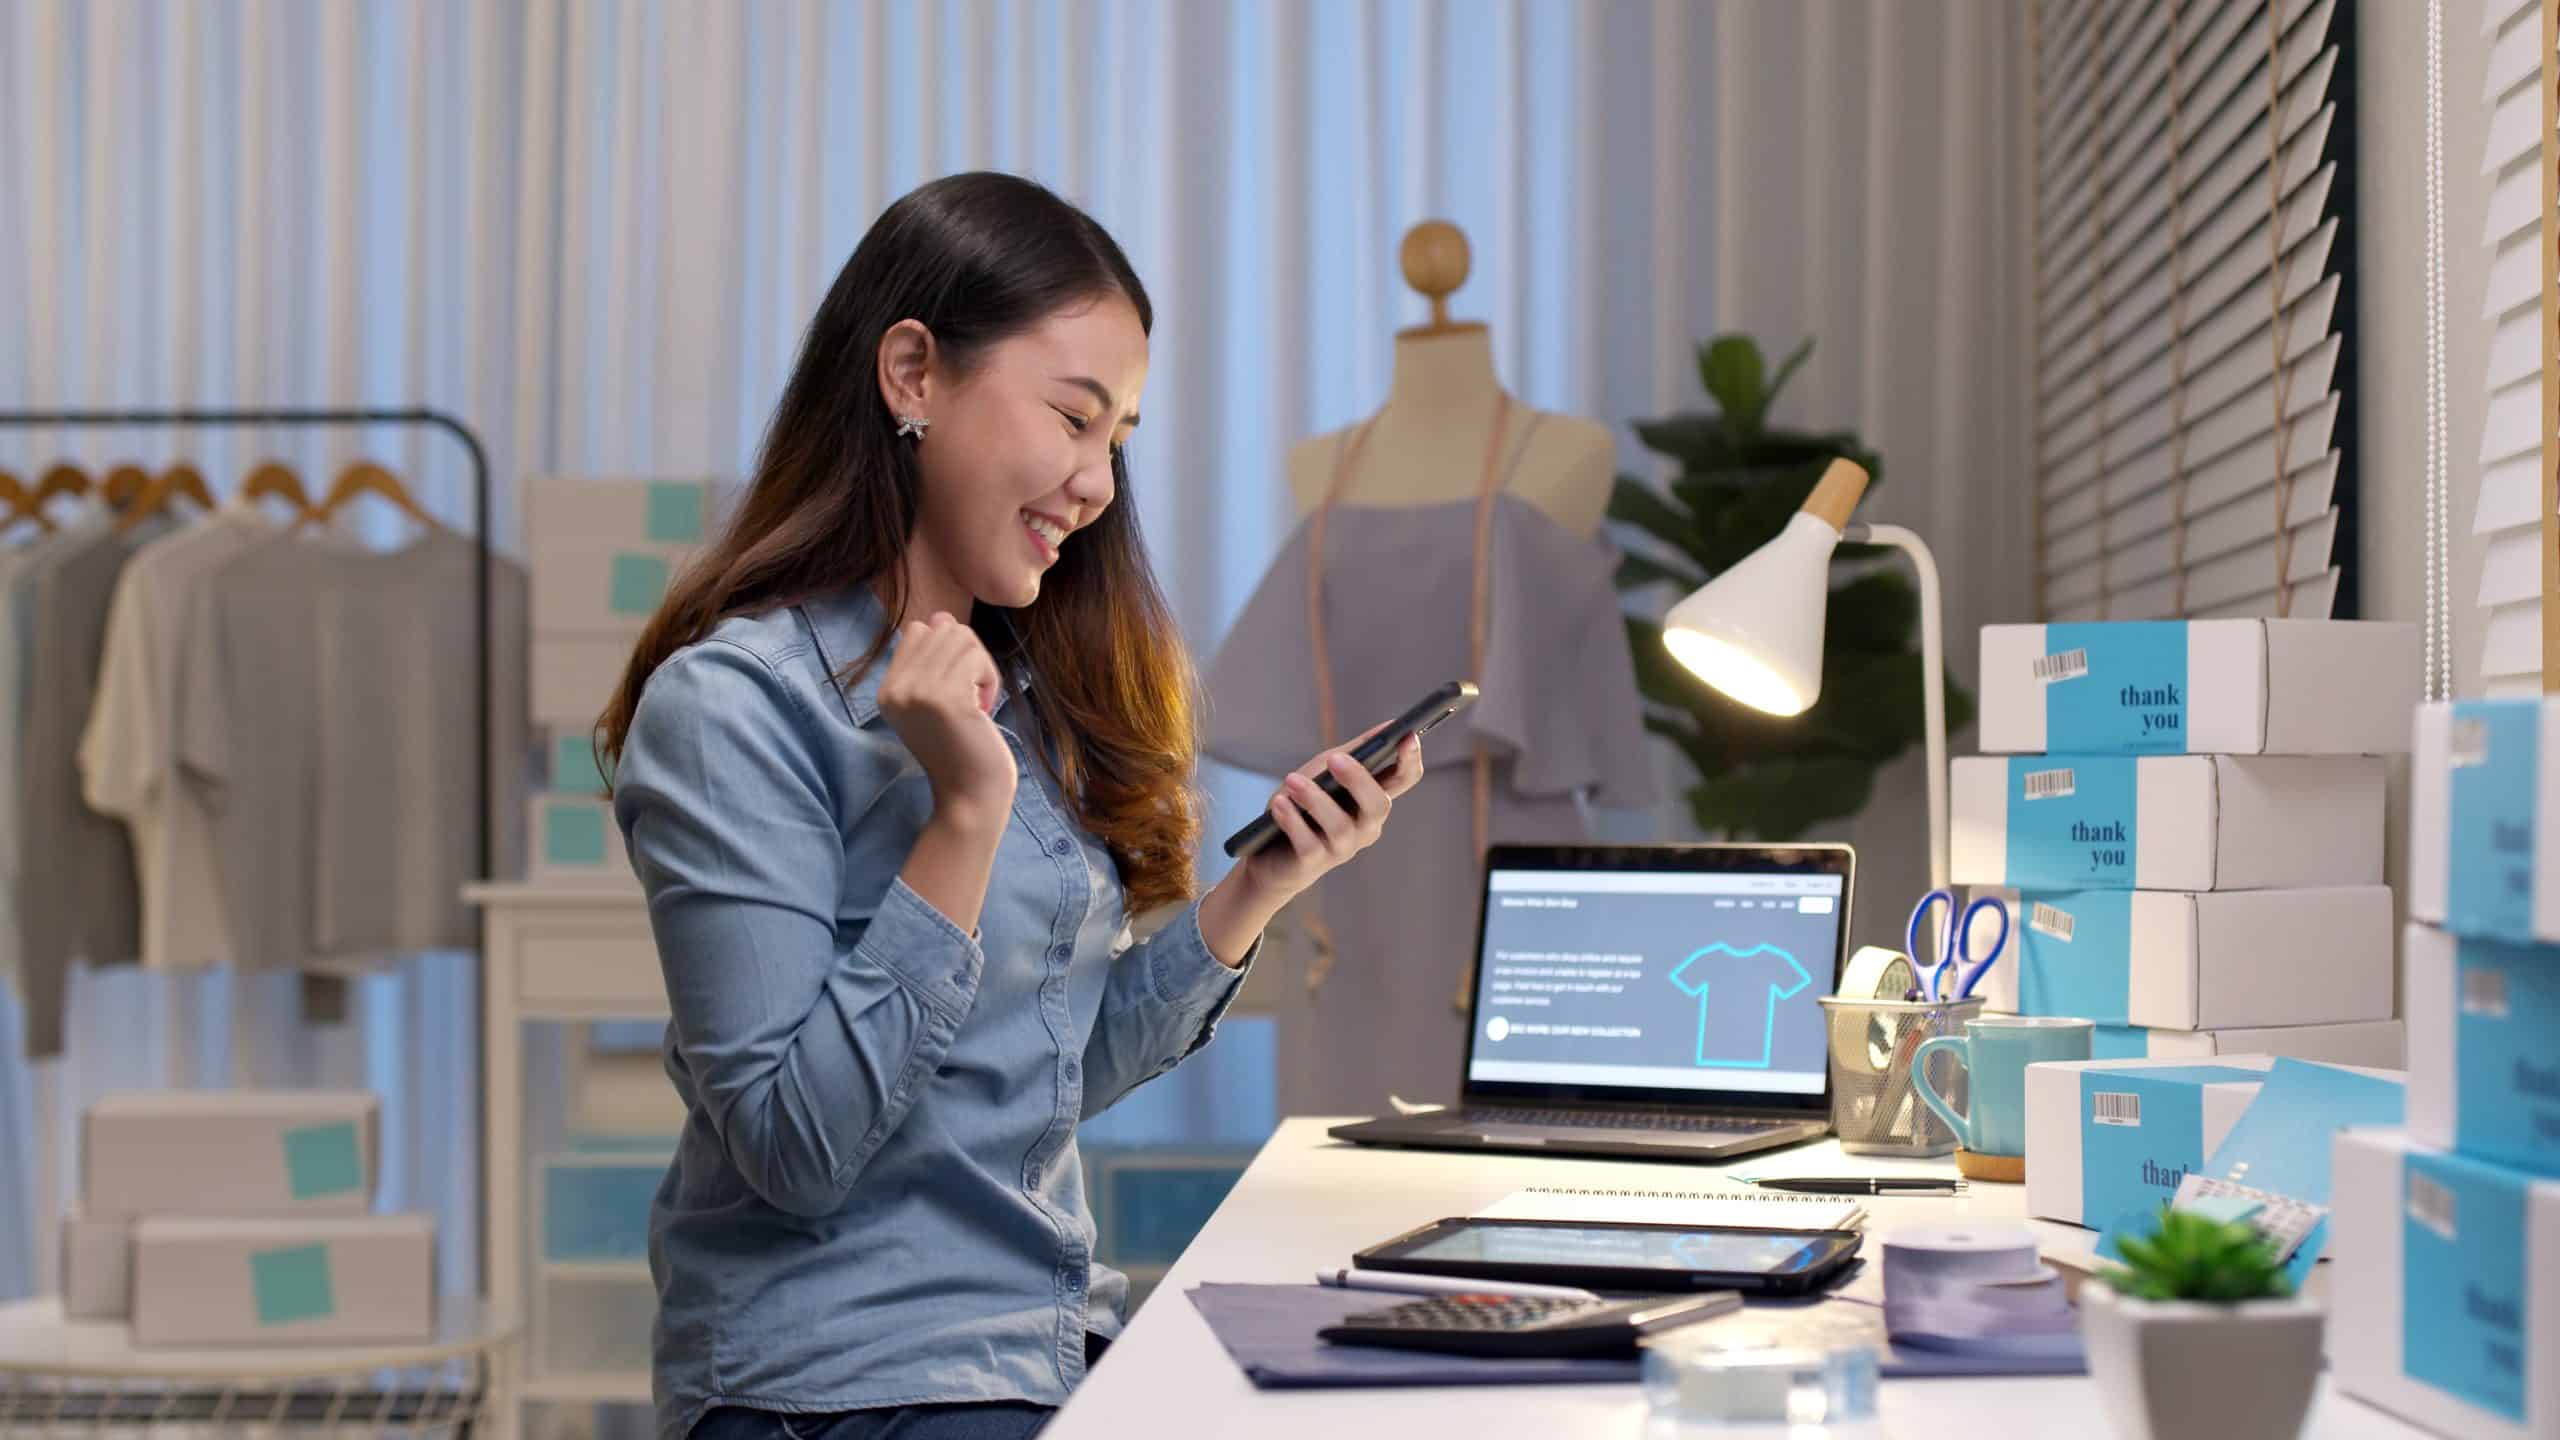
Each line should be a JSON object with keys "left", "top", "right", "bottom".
{"left": 875, "top": 612, "right": 1017, "bottom": 826}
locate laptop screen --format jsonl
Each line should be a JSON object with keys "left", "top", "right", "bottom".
{"left": 1464, "top": 858, "right": 1847, "bottom": 1099}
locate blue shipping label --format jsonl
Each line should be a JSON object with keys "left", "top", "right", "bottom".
{"left": 280, "top": 1121, "right": 364, "bottom": 1201}
{"left": 2455, "top": 937, "right": 2560, "bottom": 1175}
{"left": 2004, "top": 756, "right": 2139, "bottom": 889}
{"left": 2042, "top": 622, "right": 2190, "bottom": 754}
{"left": 2080, "top": 1066, "right": 2263, "bottom": 1238}
{"left": 2092, "top": 1025, "right": 2150, "bottom": 1060}
{"left": 2446, "top": 700, "right": 2539, "bottom": 942}
{"left": 2014, "top": 891, "right": 2135, "bottom": 1024}
{"left": 2404, "top": 1149, "right": 2531, "bottom": 1423}
{"left": 250, "top": 1243, "right": 337, "bottom": 1326}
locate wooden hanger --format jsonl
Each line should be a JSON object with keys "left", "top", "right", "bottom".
{"left": 34, "top": 463, "right": 92, "bottom": 506}
{"left": 102, "top": 463, "right": 152, "bottom": 512}
{"left": 1395, "top": 220, "right": 1489, "bottom": 340}
{"left": 0, "top": 468, "right": 37, "bottom": 537}
{"left": 241, "top": 460, "right": 319, "bottom": 521}
{"left": 309, "top": 461, "right": 441, "bottom": 532}
{"left": 116, "top": 461, "right": 217, "bottom": 534}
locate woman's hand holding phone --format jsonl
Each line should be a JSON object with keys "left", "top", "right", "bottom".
{"left": 1239, "top": 724, "right": 1426, "bottom": 899}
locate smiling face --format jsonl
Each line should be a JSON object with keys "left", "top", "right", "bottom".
{"left": 878, "top": 293, "right": 1149, "bottom": 613}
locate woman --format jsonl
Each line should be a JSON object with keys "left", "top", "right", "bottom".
{"left": 597, "top": 172, "right": 1422, "bottom": 1440}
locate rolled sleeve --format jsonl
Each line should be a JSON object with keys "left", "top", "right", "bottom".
{"left": 855, "top": 876, "right": 985, "bottom": 1024}
{"left": 1080, "top": 899, "right": 1256, "bottom": 1118}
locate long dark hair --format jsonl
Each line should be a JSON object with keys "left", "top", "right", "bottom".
{"left": 596, "top": 172, "right": 1202, "bottom": 913}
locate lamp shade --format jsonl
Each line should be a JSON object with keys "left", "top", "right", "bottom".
{"left": 1660, "top": 458, "right": 1870, "bottom": 716}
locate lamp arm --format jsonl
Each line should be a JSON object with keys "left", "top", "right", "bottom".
{"left": 1842, "top": 522, "right": 1949, "bottom": 890}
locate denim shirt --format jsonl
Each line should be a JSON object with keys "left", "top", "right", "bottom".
{"left": 612, "top": 588, "right": 1252, "bottom": 1440}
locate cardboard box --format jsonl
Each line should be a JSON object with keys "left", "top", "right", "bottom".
{"left": 525, "top": 476, "right": 723, "bottom": 550}
{"left": 531, "top": 635, "right": 633, "bottom": 728}
{"left": 2330, "top": 1129, "right": 2560, "bottom": 1438}
{"left": 528, "top": 794, "right": 631, "bottom": 885}
{"left": 61, "top": 1213, "right": 130, "bottom": 1320}
{"left": 1979, "top": 620, "right": 2415, "bottom": 755}
{"left": 540, "top": 726, "right": 610, "bottom": 796}
{"left": 84, "top": 1092, "right": 378, "bottom": 1220}
{"left": 2412, "top": 700, "right": 2560, "bottom": 943}
{"left": 530, "top": 542, "right": 696, "bottom": 638}
{"left": 2407, "top": 924, "right": 2560, "bottom": 1177}
{"left": 131, "top": 1214, "right": 434, "bottom": 1347}
{"left": 2026, "top": 1056, "right": 2273, "bottom": 1229}
{"left": 2088, "top": 1019, "right": 2405, "bottom": 1068}
{"left": 1970, "top": 885, "right": 2392, "bottom": 1028}
{"left": 1950, "top": 754, "right": 2383, "bottom": 891}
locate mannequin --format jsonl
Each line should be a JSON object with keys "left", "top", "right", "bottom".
{"left": 1286, "top": 221, "right": 1615, "bottom": 535}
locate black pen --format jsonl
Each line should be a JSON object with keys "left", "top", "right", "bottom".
{"left": 1748, "top": 1176, "right": 1965, "bottom": 1196}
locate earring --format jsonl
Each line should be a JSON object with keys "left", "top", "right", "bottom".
{"left": 896, "top": 414, "right": 930, "bottom": 440}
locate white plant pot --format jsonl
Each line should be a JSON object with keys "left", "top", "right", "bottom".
{"left": 2081, "top": 1286, "right": 2324, "bottom": 1440}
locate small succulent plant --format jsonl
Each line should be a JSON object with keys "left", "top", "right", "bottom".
{"left": 2104, "top": 1208, "right": 2294, "bottom": 1303}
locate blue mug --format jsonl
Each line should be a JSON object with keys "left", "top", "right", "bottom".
{"left": 1910, "top": 1016, "right": 2093, "bottom": 1157}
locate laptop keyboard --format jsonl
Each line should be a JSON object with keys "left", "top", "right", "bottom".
{"left": 1455, "top": 1108, "right": 1799, "bottom": 1134}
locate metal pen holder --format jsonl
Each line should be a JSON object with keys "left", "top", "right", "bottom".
{"left": 1816, "top": 994, "right": 1985, "bottom": 1157}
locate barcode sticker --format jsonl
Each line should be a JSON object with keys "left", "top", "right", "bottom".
{"left": 2023, "top": 768, "right": 2076, "bottom": 800}
{"left": 2408, "top": 1171, "right": 2458, "bottom": 1240}
{"left": 2028, "top": 902, "right": 2076, "bottom": 942}
{"left": 2034, "top": 648, "right": 2089, "bottom": 683}
{"left": 2448, "top": 717, "right": 2489, "bottom": 768}
{"left": 2092, "top": 1092, "right": 2141, "bottom": 1127}
{"left": 2462, "top": 965, "right": 2510, "bottom": 1018}
{"left": 2172, "top": 1175, "right": 2327, "bottom": 1263}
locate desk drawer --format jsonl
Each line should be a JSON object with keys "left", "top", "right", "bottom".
{"left": 515, "top": 908, "right": 666, "bottom": 1013}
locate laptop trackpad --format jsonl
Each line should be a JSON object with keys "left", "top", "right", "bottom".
{"left": 1470, "top": 1123, "right": 1734, "bottom": 1147}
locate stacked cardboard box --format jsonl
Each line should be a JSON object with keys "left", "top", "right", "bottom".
{"left": 1954, "top": 619, "right": 2410, "bottom": 1061}
{"left": 2328, "top": 701, "right": 2560, "bottom": 1436}
{"left": 61, "top": 1091, "right": 434, "bottom": 1346}
{"left": 523, "top": 478, "right": 726, "bottom": 884}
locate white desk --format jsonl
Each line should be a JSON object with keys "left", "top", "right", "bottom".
{"left": 1047, "top": 1119, "right": 2430, "bottom": 1439}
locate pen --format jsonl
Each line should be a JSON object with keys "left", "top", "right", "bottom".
{"left": 1746, "top": 1177, "right": 1966, "bottom": 1196}
{"left": 1314, "top": 1267, "right": 1601, "bottom": 1302}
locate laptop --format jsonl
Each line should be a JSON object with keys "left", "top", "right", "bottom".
{"left": 1330, "top": 842, "right": 1852, "bottom": 1162}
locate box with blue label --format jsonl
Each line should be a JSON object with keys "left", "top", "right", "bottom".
{"left": 2412, "top": 700, "right": 2560, "bottom": 943}
{"left": 1950, "top": 754, "right": 2383, "bottom": 891}
{"left": 2407, "top": 924, "right": 2560, "bottom": 1178}
{"left": 540, "top": 727, "right": 611, "bottom": 796}
{"left": 531, "top": 541, "right": 698, "bottom": 638}
{"left": 60, "top": 1213, "right": 130, "bottom": 1320}
{"left": 1979, "top": 620, "right": 2416, "bottom": 755}
{"left": 540, "top": 1150, "right": 668, "bottom": 1262}
{"left": 531, "top": 635, "right": 633, "bottom": 728}
{"left": 2330, "top": 1129, "right": 2560, "bottom": 1439}
{"left": 130, "top": 1214, "right": 434, "bottom": 1347}
{"left": 1970, "top": 886, "right": 2392, "bottom": 1029}
{"left": 2086, "top": 1019, "right": 2404, "bottom": 1067}
{"left": 2025, "top": 1056, "right": 2275, "bottom": 1229}
{"left": 526, "top": 477, "right": 726, "bottom": 550}
{"left": 83, "top": 1092, "right": 378, "bottom": 1221}
{"left": 528, "top": 794, "right": 630, "bottom": 885}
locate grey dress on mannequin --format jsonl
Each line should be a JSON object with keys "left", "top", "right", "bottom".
{"left": 1203, "top": 429, "right": 1657, "bottom": 1116}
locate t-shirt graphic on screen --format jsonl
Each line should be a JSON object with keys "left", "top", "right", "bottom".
{"left": 1667, "top": 942, "right": 1814, "bottom": 1068}
{"left": 1467, "top": 868, "right": 1842, "bottom": 1097}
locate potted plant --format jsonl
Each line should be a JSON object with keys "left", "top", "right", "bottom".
{"left": 2082, "top": 1209, "right": 2324, "bottom": 1440}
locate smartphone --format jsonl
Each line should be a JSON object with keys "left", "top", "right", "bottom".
{"left": 1221, "top": 680, "right": 1479, "bottom": 860}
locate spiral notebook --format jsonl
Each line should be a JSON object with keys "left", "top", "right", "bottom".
{"left": 1476, "top": 1184, "right": 1866, "bottom": 1231}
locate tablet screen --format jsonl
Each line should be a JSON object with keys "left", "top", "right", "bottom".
{"left": 1395, "top": 1222, "right": 1830, "bottom": 1275}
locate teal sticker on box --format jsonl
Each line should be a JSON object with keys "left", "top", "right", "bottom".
{"left": 2447, "top": 700, "right": 2538, "bottom": 942}
{"left": 282, "top": 1121, "right": 364, "bottom": 1200}
{"left": 2404, "top": 1149, "right": 2531, "bottom": 1422}
{"left": 645, "top": 482, "right": 705, "bottom": 544}
{"left": 2004, "top": 756, "right": 2139, "bottom": 888}
{"left": 2014, "top": 890, "right": 2134, "bottom": 1023}
{"left": 544, "top": 802, "right": 608, "bottom": 867}
{"left": 2454, "top": 937, "right": 2560, "bottom": 1175}
{"left": 2044, "top": 622, "right": 2189, "bottom": 754}
{"left": 552, "top": 734, "right": 608, "bottom": 795}
{"left": 608, "top": 552, "right": 671, "bottom": 616}
{"left": 250, "top": 1243, "right": 337, "bottom": 1326}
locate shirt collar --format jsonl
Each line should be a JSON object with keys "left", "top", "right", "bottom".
{"left": 800, "top": 585, "right": 1035, "bottom": 728}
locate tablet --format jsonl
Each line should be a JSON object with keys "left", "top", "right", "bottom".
{"left": 1353, "top": 1217, "right": 1861, "bottom": 1296}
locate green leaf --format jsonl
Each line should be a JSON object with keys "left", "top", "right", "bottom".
{"left": 1763, "top": 337, "right": 1813, "bottom": 412}
{"left": 1614, "top": 549, "right": 1705, "bottom": 594}
{"left": 1700, "top": 336, "right": 1769, "bottom": 433}
{"left": 1631, "top": 415, "right": 1742, "bottom": 471}
{"left": 1686, "top": 753, "right": 1876, "bottom": 839}
{"left": 1821, "top": 569, "right": 1919, "bottom": 654}
{"left": 1605, "top": 477, "right": 1717, "bottom": 575}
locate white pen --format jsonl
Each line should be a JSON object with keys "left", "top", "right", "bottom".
{"left": 1314, "top": 1267, "right": 1600, "bottom": 1302}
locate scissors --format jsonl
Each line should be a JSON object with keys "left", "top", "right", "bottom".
{"left": 1905, "top": 888, "right": 2010, "bottom": 1003}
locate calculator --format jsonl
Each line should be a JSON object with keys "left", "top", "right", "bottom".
{"left": 1316, "top": 1290, "right": 1741, "bottom": 1358}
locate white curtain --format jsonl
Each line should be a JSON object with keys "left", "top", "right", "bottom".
{"left": 0, "top": 0, "right": 1717, "bottom": 1300}
{"left": 1708, "top": 0, "right": 2034, "bottom": 952}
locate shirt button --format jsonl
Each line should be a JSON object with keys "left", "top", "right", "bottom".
{"left": 1049, "top": 838, "right": 1073, "bottom": 856}
{"left": 1051, "top": 944, "right": 1071, "bottom": 962}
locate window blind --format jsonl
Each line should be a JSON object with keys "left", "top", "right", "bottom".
{"left": 2031, "top": 0, "right": 2356, "bottom": 623}
{"left": 2475, "top": 0, "right": 2546, "bottom": 694}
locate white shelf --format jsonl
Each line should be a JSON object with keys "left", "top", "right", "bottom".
{"left": 525, "top": 1371, "right": 651, "bottom": 1405}
{"left": 537, "top": 1259, "right": 651, "bottom": 1282}
{"left": 0, "top": 1296, "right": 517, "bottom": 1380}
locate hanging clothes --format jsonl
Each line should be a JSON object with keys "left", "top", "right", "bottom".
{"left": 1204, "top": 405, "right": 1657, "bottom": 1115}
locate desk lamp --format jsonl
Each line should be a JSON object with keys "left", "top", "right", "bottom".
{"left": 1658, "top": 458, "right": 1949, "bottom": 889}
